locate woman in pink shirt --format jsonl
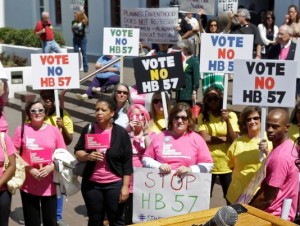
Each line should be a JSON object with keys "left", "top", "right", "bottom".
{"left": 12, "top": 98, "right": 66, "bottom": 226}
{"left": 0, "top": 105, "right": 16, "bottom": 226}
{"left": 143, "top": 102, "right": 213, "bottom": 176}
{"left": 124, "top": 104, "right": 150, "bottom": 224}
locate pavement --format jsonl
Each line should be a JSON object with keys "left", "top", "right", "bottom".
{"left": 5, "top": 59, "right": 228, "bottom": 226}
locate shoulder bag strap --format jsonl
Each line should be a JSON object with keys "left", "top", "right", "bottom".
{"left": 19, "top": 123, "right": 24, "bottom": 156}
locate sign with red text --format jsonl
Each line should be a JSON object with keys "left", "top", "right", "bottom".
{"left": 85, "top": 133, "right": 110, "bottom": 151}
{"left": 179, "top": 0, "right": 215, "bottom": 15}
{"left": 218, "top": 0, "right": 238, "bottom": 15}
{"left": 200, "top": 34, "right": 253, "bottom": 73}
{"left": 132, "top": 168, "right": 211, "bottom": 223}
{"left": 233, "top": 59, "right": 297, "bottom": 107}
{"left": 31, "top": 53, "right": 80, "bottom": 90}
{"left": 103, "top": 27, "right": 140, "bottom": 56}
{"left": 133, "top": 52, "right": 185, "bottom": 94}
{"left": 122, "top": 8, "right": 178, "bottom": 44}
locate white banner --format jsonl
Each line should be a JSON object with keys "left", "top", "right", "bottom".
{"left": 103, "top": 27, "right": 140, "bottom": 56}
{"left": 0, "top": 62, "right": 8, "bottom": 80}
{"left": 179, "top": 0, "right": 215, "bottom": 15}
{"left": 233, "top": 59, "right": 297, "bottom": 107}
{"left": 132, "top": 168, "right": 211, "bottom": 223}
{"left": 31, "top": 53, "right": 80, "bottom": 90}
{"left": 122, "top": 8, "right": 178, "bottom": 44}
{"left": 295, "top": 38, "right": 300, "bottom": 78}
{"left": 218, "top": 0, "right": 238, "bottom": 15}
{"left": 200, "top": 33, "right": 253, "bottom": 73}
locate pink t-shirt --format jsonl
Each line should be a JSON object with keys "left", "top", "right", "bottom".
{"left": 144, "top": 131, "right": 213, "bottom": 169}
{"left": 263, "top": 139, "right": 299, "bottom": 221}
{"left": 0, "top": 133, "right": 17, "bottom": 191}
{"left": 12, "top": 124, "right": 66, "bottom": 196}
{"left": 90, "top": 126, "right": 121, "bottom": 184}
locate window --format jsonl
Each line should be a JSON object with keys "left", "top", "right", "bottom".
{"left": 55, "top": 0, "right": 62, "bottom": 25}
{"left": 147, "top": 0, "right": 159, "bottom": 8}
{"left": 111, "top": 0, "right": 120, "bottom": 27}
{"left": 39, "top": 0, "right": 45, "bottom": 16}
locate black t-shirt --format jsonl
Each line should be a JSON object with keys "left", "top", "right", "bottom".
{"left": 72, "top": 20, "right": 85, "bottom": 38}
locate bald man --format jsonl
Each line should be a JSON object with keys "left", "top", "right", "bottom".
{"left": 250, "top": 108, "right": 299, "bottom": 221}
{"left": 34, "top": 11, "right": 62, "bottom": 53}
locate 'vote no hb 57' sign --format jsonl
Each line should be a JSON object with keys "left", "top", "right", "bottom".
{"left": 31, "top": 53, "right": 80, "bottom": 90}
{"left": 133, "top": 52, "right": 185, "bottom": 94}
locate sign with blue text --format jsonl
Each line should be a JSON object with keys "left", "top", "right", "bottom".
{"left": 132, "top": 168, "right": 211, "bottom": 223}
{"left": 133, "top": 52, "right": 185, "bottom": 94}
{"left": 233, "top": 59, "right": 297, "bottom": 107}
{"left": 200, "top": 33, "right": 253, "bottom": 73}
{"left": 103, "top": 27, "right": 140, "bottom": 56}
{"left": 31, "top": 53, "right": 80, "bottom": 90}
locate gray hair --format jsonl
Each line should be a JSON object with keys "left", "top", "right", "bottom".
{"left": 237, "top": 8, "right": 251, "bottom": 20}
{"left": 177, "top": 39, "right": 194, "bottom": 55}
{"left": 42, "top": 11, "right": 49, "bottom": 18}
{"left": 279, "top": 24, "right": 294, "bottom": 36}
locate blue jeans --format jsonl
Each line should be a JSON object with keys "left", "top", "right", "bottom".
{"left": 42, "top": 40, "right": 62, "bottom": 53}
{"left": 57, "top": 196, "right": 64, "bottom": 221}
{"left": 73, "top": 37, "right": 88, "bottom": 71}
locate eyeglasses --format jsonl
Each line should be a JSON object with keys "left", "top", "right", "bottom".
{"left": 246, "top": 116, "right": 260, "bottom": 122}
{"left": 174, "top": 115, "right": 188, "bottom": 121}
{"left": 30, "top": 108, "right": 45, "bottom": 114}
{"left": 116, "top": 90, "right": 128, "bottom": 95}
{"left": 130, "top": 113, "right": 145, "bottom": 122}
{"left": 210, "top": 24, "right": 217, "bottom": 27}
{"left": 153, "top": 99, "right": 162, "bottom": 104}
{"left": 206, "top": 96, "right": 220, "bottom": 103}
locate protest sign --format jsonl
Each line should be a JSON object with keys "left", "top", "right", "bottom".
{"left": 218, "top": 0, "right": 238, "bottom": 14}
{"left": 70, "top": 0, "right": 85, "bottom": 12}
{"left": 200, "top": 33, "right": 253, "bottom": 73}
{"left": 295, "top": 38, "right": 300, "bottom": 78}
{"left": 132, "top": 168, "right": 211, "bottom": 223}
{"left": 133, "top": 52, "right": 184, "bottom": 94}
{"left": 23, "top": 147, "right": 53, "bottom": 165}
{"left": 233, "top": 59, "right": 297, "bottom": 107}
{"left": 122, "top": 8, "right": 178, "bottom": 44}
{"left": 178, "top": 0, "right": 215, "bottom": 15}
{"left": 85, "top": 133, "right": 110, "bottom": 151}
{"left": 31, "top": 53, "right": 80, "bottom": 90}
{"left": 103, "top": 27, "right": 140, "bottom": 56}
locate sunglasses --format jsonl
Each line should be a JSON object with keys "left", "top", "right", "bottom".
{"left": 153, "top": 99, "right": 162, "bottom": 104}
{"left": 246, "top": 116, "right": 260, "bottom": 123}
{"left": 116, "top": 90, "right": 128, "bottom": 95}
{"left": 174, "top": 115, "right": 188, "bottom": 121}
{"left": 30, "top": 108, "right": 45, "bottom": 114}
{"left": 206, "top": 96, "right": 220, "bottom": 103}
{"left": 130, "top": 113, "right": 145, "bottom": 122}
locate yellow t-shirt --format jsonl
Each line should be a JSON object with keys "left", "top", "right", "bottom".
{"left": 288, "top": 123, "right": 299, "bottom": 142}
{"left": 198, "top": 111, "right": 240, "bottom": 174}
{"left": 226, "top": 134, "right": 272, "bottom": 203}
{"left": 148, "top": 115, "right": 166, "bottom": 134}
{"left": 44, "top": 109, "right": 74, "bottom": 134}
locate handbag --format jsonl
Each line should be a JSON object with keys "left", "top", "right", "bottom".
{"left": 72, "top": 123, "right": 92, "bottom": 177}
{"left": 1, "top": 132, "right": 26, "bottom": 194}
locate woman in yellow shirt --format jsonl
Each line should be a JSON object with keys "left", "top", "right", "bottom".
{"left": 226, "top": 106, "right": 271, "bottom": 204}
{"left": 198, "top": 86, "right": 239, "bottom": 204}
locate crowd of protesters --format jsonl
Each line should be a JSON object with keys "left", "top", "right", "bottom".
{"left": 1, "top": 3, "right": 300, "bottom": 226}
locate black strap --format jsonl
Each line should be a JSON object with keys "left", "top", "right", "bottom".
{"left": 20, "top": 123, "right": 24, "bottom": 156}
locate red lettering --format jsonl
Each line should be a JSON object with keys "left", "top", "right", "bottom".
{"left": 255, "top": 76, "right": 275, "bottom": 90}
{"left": 39, "top": 55, "right": 69, "bottom": 65}
{"left": 185, "top": 174, "right": 196, "bottom": 190}
{"left": 170, "top": 174, "right": 183, "bottom": 191}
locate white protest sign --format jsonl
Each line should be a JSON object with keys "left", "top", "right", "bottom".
{"left": 70, "top": 0, "right": 85, "bottom": 12}
{"left": 200, "top": 33, "right": 253, "bottom": 73}
{"left": 218, "top": 0, "right": 238, "bottom": 14}
{"left": 295, "top": 38, "right": 300, "bottom": 78}
{"left": 179, "top": 0, "right": 215, "bottom": 15}
{"left": 103, "top": 27, "right": 140, "bottom": 56}
{"left": 31, "top": 53, "right": 80, "bottom": 90}
{"left": 0, "top": 62, "right": 8, "bottom": 80}
{"left": 233, "top": 59, "right": 297, "bottom": 107}
{"left": 132, "top": 168, "right": 211, "bottom": 223}
{"left": 122, "top": 8, "right": 178, "bottom": 44}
